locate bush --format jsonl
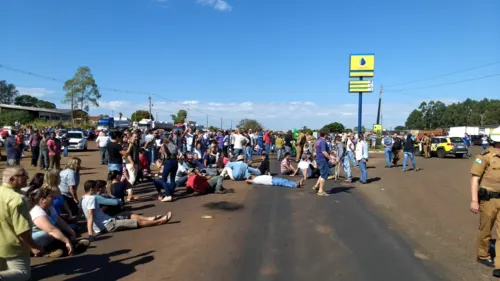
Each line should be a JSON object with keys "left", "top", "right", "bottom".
{"left": 0, "top": 110, "right": 33, "bottom": 127}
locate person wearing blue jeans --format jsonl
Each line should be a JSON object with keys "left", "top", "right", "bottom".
{"left": 355, "top": 134, "right": 369, "bottom": 184}
{"left": 343, "top": 156, "right": 352, "bottom": 183}
{"left": 402, "top": 152, "right": 417, "bottom": 171}
{"left": 161, "top": 158, "right": 178, "bottom": 201}
{"left": 264, "top": 143, "right": 271, "bottom": 156}
{"left": 402, "top": 133, "right": 420, "bottom": 172}
{"left": 382, "top": 134, "right": 394, "bottom": 168}
{"left": 246, "top": 175, "right": 304, "bottom": 188}
{"left": 244, "top": 145, "right": 252, "bottom": 162}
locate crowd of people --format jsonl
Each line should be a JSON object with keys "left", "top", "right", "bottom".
{"left": 1, "top": 122, "right": 429, "bottom": 280}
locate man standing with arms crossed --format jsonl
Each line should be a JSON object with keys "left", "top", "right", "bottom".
{"left": 312, "top": 131, "right": 336, "bottom": 196}
{"left": 470, "top": 127, "right": 500, "bottom": 278}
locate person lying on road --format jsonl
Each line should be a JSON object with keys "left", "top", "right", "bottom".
{"left": 245, "top": 175, "right": 305, "bottom": 188}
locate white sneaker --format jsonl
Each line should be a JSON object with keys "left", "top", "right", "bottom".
{"left": 161, "top": 196, "right": 173, "bottom": 202}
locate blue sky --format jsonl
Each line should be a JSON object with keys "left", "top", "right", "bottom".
{"left": 1, "top": 0, "right": 499, "bottom": 130}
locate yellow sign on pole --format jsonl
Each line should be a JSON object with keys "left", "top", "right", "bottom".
{"left": 349, "top": 80, "right": 374, "bottom": 93}
{"left": 373, "top": 124, "right": 382, "bottom": 134}
{"left": 349, "top": 54, "right": 375, "bottom": 78}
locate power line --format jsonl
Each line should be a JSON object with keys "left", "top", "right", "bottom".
{"left": 0, "top": 63, "right": 229, "bottom": 122}
{"left": 384, "top": 61, "right": 500, "bottom": 88}
{"left": 385, "top": 73, "right": 500, "bottom": 93}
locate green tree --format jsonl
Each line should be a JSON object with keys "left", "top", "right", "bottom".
{"left": 345, "top": 128, "right": 353, "bottom": 133}
{"left": 300, "top": 126, "right": 314, "bottom": 135}
{"left": 394, "top": 125, "right": 406, "bottom": 131}
{"left": 14, "top": 95, "right": 39, "bottom": 107}
{"left": 405, "top": 98, "right": 500, "bottom": 129}
{"left": 130, "top": 110, "right": 151, "bottom": 122}
{"left": 353, "top": 126, "right": 366, "bottom": 133}
{"left": 170, "top": 109, "right": 188, "bottom": 124}
{"left": 237, "top": 119, "right": 263, "bottom": 132}
{"left": 0, "top": 109, "right": 32, "bottom": 126}
{"left": 0, "top": 80, "right": 19, "bottom": 104}
{"left": 208, "top": 125, "right": 219, "bottom": 132}
{"left": 36, "top": 100, "right": 56, "bottom": 109}
{"left": 63, "top": 66, "right": 101, "bottom": 112}
{"left": 321, "top": 122, "right": 345, "bottom": 133}
{"left": 405, "top": 109, "right": 424, "bottom": 129}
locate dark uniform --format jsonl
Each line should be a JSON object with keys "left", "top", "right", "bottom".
{"left": 471, "top": 147, "right": 500, "bottom": 272}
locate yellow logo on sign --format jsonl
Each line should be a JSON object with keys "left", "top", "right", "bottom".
{"left": 349, "top": 54, "right": 375, "bottom": 77}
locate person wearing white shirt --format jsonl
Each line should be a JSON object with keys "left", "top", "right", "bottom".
{"left": 355, "top": 134, "right": 369, "bottom": 184}
{"left": 95, "top": 132, "right": 111, "bottom": 165}
{"left": 346, "top": 135, "right": 357, "bottom": 167}
{"left": 292, "top": 154, "right": 313, "bottom": 182}
{"left": 232, "top": 130, "right": 249, "bottom": 160}
{"left": 185, "top": 128, "right": 194, "bottom": 153}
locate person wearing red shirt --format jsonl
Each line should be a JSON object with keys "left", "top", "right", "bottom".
{"left": 46, "top": 131, "right": 62, "bottom": 170}
{"left": 263, "top": 130, "right": 272, "bottom": 156}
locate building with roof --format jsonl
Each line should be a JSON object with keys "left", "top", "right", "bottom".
{"left": 0, "top": 104, "right": 86, "bottom": 121}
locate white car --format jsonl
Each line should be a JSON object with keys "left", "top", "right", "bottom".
{"left": 66, "top": 131, "right": 87, "bottom": 151}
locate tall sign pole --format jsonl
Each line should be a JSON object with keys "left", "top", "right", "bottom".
{"left": 348, "top": 54, "right": 375, "bottom": 134}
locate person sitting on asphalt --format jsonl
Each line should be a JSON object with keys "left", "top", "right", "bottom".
{"left": 175, "top": 155, "right": 189, "bottom": 187}
{"left": 245, "top": 174, "right": 305, "bottom": 188}
{"left": 81, "top": 180, "right": 172, "bottom": 240}
{"left": 58, "top": 157, "right": 82, "bottom": 217}
{"left": 257, "top": 152, "right": 270, "bottom": 175}
{"left": 28, "top": 187, "right": 90, "bottom": 258}
{"left": 185, "top": 167, "right": 234, "bottom": 195}
{"left": 291, "top": 154, "right": 313, "bottom": 181}
{"left": 221, "top": 155, "right": 250, "bottom": 181}
{"left": 95, "top": 179, "right": 123, "bottom": 216}
{"left": 280, "top": 152, "right": 298, "bottom": 176}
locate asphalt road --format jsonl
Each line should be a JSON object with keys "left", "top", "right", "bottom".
{"left": 5, "top": 147, "right": 456, "bottom": 281}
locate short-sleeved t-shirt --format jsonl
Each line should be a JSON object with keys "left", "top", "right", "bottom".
{"left": 107, "top": 142, "right": 124, "bottom": 164}
{"left": 0, "top": 183, "right": 33, "bottom": 258}
{"left": 59, "top": 169, "right": 77, "bottom": 198}
{"left": 470, "top": 149, "right": 500, "bottom": 191}
{"left": 315, "top": 138, "right": 329, "bottom": 162}
{"left": 175, "top": 163, "right": 188, "bottom": 182}
{"left": 280, "top": 158, "right": 291, "bottom": 173}
{"left": 81, "top": 195, "right": 112, "bottom": 234}
{"left": 186, "top": 175, "right": 208, "bottom": 194}
{"left": 30, "top": 205, "right": 58, "bottom": 233}
{"left": 298, "top": 160, "right": 313, "bottom": 177}
{"left": 252, "top": 175, "right": 273, "bottom": 185}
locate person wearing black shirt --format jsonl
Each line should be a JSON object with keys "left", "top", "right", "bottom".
{"left": 402, "top": 134, "right": 419, "bottom": 172}
{"left": 107, "top": 131, "right": 127, "bottom": 174}
{"left": 257, "top": 153, "right": 270, "bottom": 175}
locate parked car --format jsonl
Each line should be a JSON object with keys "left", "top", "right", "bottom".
{"left": 470, "top": 135, "right": 494, "bottom": 146}
{"left": 66, "top": 131, "right": 87, "bottom": 151}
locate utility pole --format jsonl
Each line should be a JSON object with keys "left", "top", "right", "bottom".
{"left": 376, "top": 85, "right": 383, "bottom": 125}
{"left": 112, "top": 110, "right": 114, "bottom": 118}
{"left": 148, "top": 94, "right": 152, "bottom": 120}
{"left": 156, "top": 112, "right": 158, "bottom": 122}
{"left": 220, "top": 118, "right": 223, "bottom": 130}
{"left": 230, "top": 120, "right": 232, "bottom": 130}
{"left": 206, "top": 114, "right": 208, "bottom": 129}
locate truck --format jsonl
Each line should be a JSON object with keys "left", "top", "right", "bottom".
{"left": 97, "top": 117, "right": 115, "bottom": 131}
{"left": 154, "top": 122, "right": 173, "bottom": 130}
{"left": 114, "top": 118, "right": 131, "bottom": 129}
{"left": 137, "top": 119, "right": 153, "bottom": 131}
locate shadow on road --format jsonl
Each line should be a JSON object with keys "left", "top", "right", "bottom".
{"left": 125, "top": 204, "right": 156, "bottom": 212}
{"left": 203, "top": 201, "right": 244, "bottom": 212}
{"left": 328, "top": 186, "right": 355, "bottom": 194}
{"left": 31, "top": 249, "right": 155, "bottom": 281}
{"left": 367, "top": 177, "right": 381, "bottom": 183}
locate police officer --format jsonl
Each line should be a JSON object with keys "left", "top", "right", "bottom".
{"left": 470, "top": 126, "right": 500, "bottom": 277}
{"left": 422, "top": 133, "right": 431, "bottom": 158}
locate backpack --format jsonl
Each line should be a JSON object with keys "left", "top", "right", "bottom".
{"left": 393, "top": 138, "right": 402, "bottom": 150}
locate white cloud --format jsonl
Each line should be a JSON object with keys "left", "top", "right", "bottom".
{"left": 99, "top": 101, "right": 130, "bottom": 110}
{"left": 197, "top": 0, "right": 232, "bottom": 11}
{"left": 88, "top": 98, "right": 454, "bottom": 130}
{"left": 17, "top": 87, "right": 54, "bottom": 98}
{"left": 181, "top": 100, "right": 199, "bottom": 105}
